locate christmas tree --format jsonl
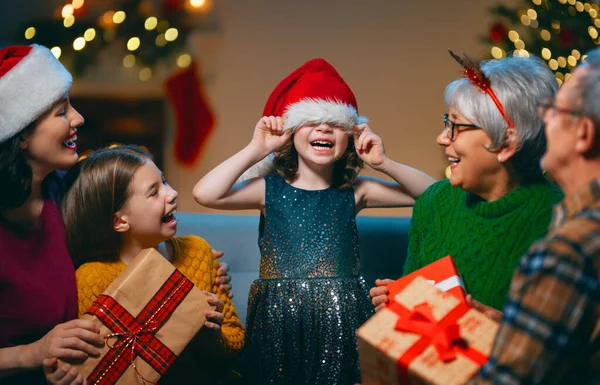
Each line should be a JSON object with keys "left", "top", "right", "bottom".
{"left": 485, "top": 0, "right": 600, "bottom": 84}
{"left": 16, "top": 0, "right": 216, "bottom": 79}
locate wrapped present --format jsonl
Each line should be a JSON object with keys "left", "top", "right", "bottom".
{"left": 357, "top": 276, "right": 499, "bottom": 385}
{"left": 65, "top": 248, "right": 213, "bottom": 385}
{"left": 388, "top": 256, "right": 466, "bottom": 302}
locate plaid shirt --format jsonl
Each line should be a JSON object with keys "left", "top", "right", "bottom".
{"left": 470, "top": 179, "right": 600, "bottom": 385}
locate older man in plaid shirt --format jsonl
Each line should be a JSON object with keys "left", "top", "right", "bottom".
{"left": 469, "top": 48, "right": 600, "bottom": 384}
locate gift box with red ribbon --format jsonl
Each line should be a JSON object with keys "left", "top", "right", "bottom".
{"left": 357, "top": 276, "right": 499, "bottom": 385}
{"left": 64, "top": 248, "right": 213, "bottom": 385}
{"left": 388, "top": 256, "right": 467, "bottom": 302}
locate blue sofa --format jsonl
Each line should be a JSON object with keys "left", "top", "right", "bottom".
{"left": 176, "top": 213, "right": 411, "bottom": 324}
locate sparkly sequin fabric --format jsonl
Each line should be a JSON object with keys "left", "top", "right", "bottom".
{"left": 244, "top": 174, "right": 374, "bottom": 385}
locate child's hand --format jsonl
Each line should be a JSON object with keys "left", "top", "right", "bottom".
{"left": 249, "top": 116, "right": 292, "bottom": 156}
{"left": 213, "top": 249, "right": 233, "bottom": 299}
{"left": 369, "top": 278, "right": 395, "bottom": 311}
{"left": 204, "top": 292, "right": 225, "bottom": 332}
{"left": 353, "top": 124, "right": 387, "bottom": 169}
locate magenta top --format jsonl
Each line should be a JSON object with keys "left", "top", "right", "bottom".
{"left": 0, "top": 173, "right": 78, "bottom": 384}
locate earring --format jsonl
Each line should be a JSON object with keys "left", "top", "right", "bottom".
{"left": 497, "top": 155, "right": 502, "bottom": 163}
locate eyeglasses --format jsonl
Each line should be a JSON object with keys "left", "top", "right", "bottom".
{"left": 443, "top": 113, "right": 480, "bottom": 140}
{"left": 537, "top": 97, "right": 584, "bottom": 119}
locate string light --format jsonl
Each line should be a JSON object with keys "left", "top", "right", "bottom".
{"left": 532, "top": 0, "right": 542, "bottom": 4}
{"left": 113, "top": 11, "right": 126, "bottom": 24}
{"left": 540, "top": 29, "right": 551, "bottom": 41}
{"left": 127, "top": 37, "right": 140, "bottom": 51}
{"left": 73, "top": 37, "right": 86, "bottom": 51}
{"left": 177, "top": 53, "right": 192, "bottom": 68}
{"left": 101, "top": 11, "right": 115, "bottom": 28}
{"left": 190, "top": 0, "right": 206, "bottom": 8}
{"left": 589, "top": 26, "right": 599, "bottom": 39}
{"left": 514, "top": 49, "right": 530, "bottom": 57}
{"left": 557, "top": 56, "right": 567, "bottom": 67}
{"left": 491, "top": 46, "right": 504, "bottom": 59}
{"left": 572, "top": 49, "right": 581, "bottom": 59}
{"left": 145, "top": 17, "right": 158, "bottom": 30}
{"left": 575, "top": 1, "right": 584, "bottom": 12}
{"left": 541, "top": 48, "right": 552, "bottom": 60}
{"left": 64, "top": 15, "right": 75, "bottom": 28}
{"left": 123, "top": 54, "right": 136, "bottom": 68}
{"left": 155, "top": 34, "right": 167, "bottom": 47}
{"left": 549, "top": 59, "right": 559, "bottom": 70}
{"left": 84, "top": 28, "right": 96, "bottom": 41}
{"left": 50, "top": 46, "right": 62, "bottom": 59}
{"left": 567, "top": 55, "right": 577, "bottom": 66}
{"left": 527, "top": 9, "right": 538, "bottom": 19}
{"left": 515, "top": 39, "right": 526, "bottom": 50}
{"left": 508, "top": 30, "right": 520, "bottom": 42}
{"left": 165, "top": 28, "right": 178, "bottom": 42}
{"left": 62, "top": 4, "right": 74, "bottom": 18}
{"left": 521, "top": 15, "right": 531, "bottom": 26}
{"left": 24, "top": 27, "right": 36, "bottom": 40}
{"left": 139, "top": 68, "right": 152, "bottom": 81}
{"left": 20, "top": 0, "right": 204, "bottom": 80}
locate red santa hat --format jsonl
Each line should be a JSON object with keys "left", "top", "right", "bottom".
{"left": 0, "top": 44, "right": 72, "bottom": 143}
{"left": 239, "top": 58, "right": 367, "bottom": 181}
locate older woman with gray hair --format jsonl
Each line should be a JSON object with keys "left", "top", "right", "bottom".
{"left": 370, "top": 53, "right": 564, "bottom": 311}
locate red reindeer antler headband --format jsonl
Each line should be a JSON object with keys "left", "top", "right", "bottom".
{"left": 448, "top": 50, "right": 514, "bottom": 128}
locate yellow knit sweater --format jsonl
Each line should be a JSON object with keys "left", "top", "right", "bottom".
{"left": 76, "top": 235, "right": 245, "bottom": 357}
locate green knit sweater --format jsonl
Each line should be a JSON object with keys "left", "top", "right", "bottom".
{"left": 403, "top": 179, "right": 563, "bottom": 311}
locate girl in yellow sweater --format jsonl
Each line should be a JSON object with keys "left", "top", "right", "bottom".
{"left": 60, "top": 145, "right": 245, "bottom": 385}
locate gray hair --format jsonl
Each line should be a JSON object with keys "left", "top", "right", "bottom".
{"left": 445, "top": 55, "right": 558, "bottom": 179}
{"left": 575, "top": 48, "right": 600, "bottom": 131}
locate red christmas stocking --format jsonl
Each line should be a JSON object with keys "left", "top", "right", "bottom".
{"left": 165, "top": 62, "right": 215, "bottom": 167}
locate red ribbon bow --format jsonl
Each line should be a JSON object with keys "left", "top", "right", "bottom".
{"left": 87, "top": 269, "right": 194, "bottom": 385}
{"left": 386, "top": 294, "right": 489, "bottom": 382}
{"left": 103, "top": 322, "right": 160, "bottom": 385}
{"left": 394, "top": 302, "right": 463, "bottom": 362}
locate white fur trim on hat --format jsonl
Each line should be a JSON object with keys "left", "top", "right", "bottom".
{"left": 237, "top": 98, "right": 368, "bottom": 182}
{"left": 0, "top": 44, "right": 72, "bottom": 142}
{"left": 283, "top": 98, "right": 368, "bottom": 132}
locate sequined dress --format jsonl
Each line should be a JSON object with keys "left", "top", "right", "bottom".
{"left": 244, "top": 174, "right": 374, "bottom": 385}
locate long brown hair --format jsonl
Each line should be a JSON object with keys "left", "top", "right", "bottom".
{"left": 61, "top": 145, "right": 152, "bottom": 264}
{"left": 273, "top": 134, "right": 363, "bottom": 190}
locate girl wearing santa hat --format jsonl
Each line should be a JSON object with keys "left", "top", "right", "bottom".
{"left": 193, "top": 58, "right": 435, "bottom": 384}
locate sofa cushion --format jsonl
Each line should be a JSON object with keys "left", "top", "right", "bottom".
{"left": 175, "top": 213, "right": 410, "bottom": 324}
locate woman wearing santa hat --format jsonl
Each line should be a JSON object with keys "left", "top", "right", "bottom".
{"left": 0, "top": 43, "right": 235, "bottom": 385}
{"left": 0, "top": 44, "right": 104, "bottom": 385}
